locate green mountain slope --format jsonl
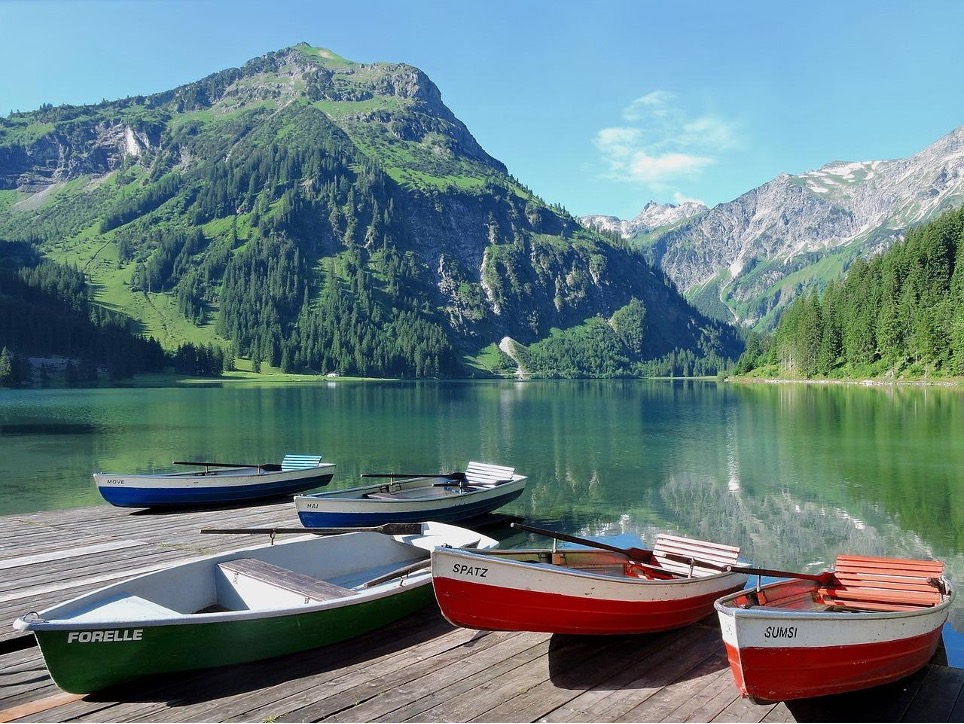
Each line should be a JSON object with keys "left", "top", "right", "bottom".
{"left": 0, "top": 44, "right": 741, "bottom": 378}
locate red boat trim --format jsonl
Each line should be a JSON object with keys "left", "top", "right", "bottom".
{"left": 433, "top": 575, "right": 741, "bottom": 635}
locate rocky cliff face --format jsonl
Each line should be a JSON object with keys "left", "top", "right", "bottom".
{"left": 594, "top": 126, "right": 964, "bottom": 328}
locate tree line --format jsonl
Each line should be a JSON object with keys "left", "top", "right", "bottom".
{"left": 736, "top": 207, "right": 964, "bottom": 378}
{"left": 0, "top": 243, "right": 230, "bottom": 386}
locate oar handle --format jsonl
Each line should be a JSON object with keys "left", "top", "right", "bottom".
{"left": 362, "top": 472, "right": 466, "bottom": 480}
{"left": 361, "top": 559, "right": 431, "bottom": 588}
{"left": 200, "top": 523, "right": 424, "bottom": 537}
{"left": 510, "top": 522, "right": 651, "bottom": 561}
{"left": 173, "top": 461, "right": 258, "bottom": 468}
{"left": 727, "top": 564, "right": 834, "bottom": 584}
{"left": 660, "top": 552, "right": 834, "bottom": 584}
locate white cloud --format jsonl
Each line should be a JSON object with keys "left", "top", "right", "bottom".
{"left": 595, "top": 91, "right": 740, "bottom": 193}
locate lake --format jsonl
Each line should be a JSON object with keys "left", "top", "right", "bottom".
{"left": 1, "top": 378, "right": 962, "bottom": 664}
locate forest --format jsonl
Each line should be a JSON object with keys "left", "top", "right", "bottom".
{"left": 0, "top": 243, "right": 168, "bottom": 385}
{"left": 735, "top": 207, "right": 964, "bottom": 379}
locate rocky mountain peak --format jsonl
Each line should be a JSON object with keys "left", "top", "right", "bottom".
{"left": 579, "top": 200, "right": 706, "bottom": 239}
{"left": 621, "top": 124, "right": 964, "bottom": 329}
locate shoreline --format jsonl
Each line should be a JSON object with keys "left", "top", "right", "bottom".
{"left": 729, "top": 375, "right": 964, "bottom": 388}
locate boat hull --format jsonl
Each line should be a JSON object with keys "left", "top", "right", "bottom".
{"left": 14, "top": 522, "right": 497, "bottom": 693}
{"left": 30, "top": 585, "right": 429, "bottom": 694}
{"left": 432, "top": 547, "right": 748, "bottom": 635}
{"left": 295, "top": 477, "right": 526, "bottom": 527}
{"left": 715, "top": 579, "right": 954, "bottom": 702}
{"left": 94, "top": 464, "right": 335, "bottom": 508}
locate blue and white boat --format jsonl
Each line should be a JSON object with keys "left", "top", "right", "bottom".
{"left": 94, "top": 454, "right": 335, "bottom": 508}
{"left": 294, "top": 461, "right": 526, "bottom": 528}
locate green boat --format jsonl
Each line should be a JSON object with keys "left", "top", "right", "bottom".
{"left": 14, "top": 521, "right": 497, "bottom": 694}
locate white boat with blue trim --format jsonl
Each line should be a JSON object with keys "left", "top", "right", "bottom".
{"left": 294, "top": 461, "right": 526, "bottom": 528}
{"left": 94, "top": 454, "right": 335, "bottom": 508}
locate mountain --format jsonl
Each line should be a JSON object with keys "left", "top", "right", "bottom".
{"left": 0, "top": 44, "right": 739, "bottom": 379}
{"left": 736, "top": 206, "right": 964, "bottom": 380}
{"left": 592, "top": 127, "right": 964, "bottom": 330}
{"left": 581, "top": 201, "right": 706, "bottom": 240}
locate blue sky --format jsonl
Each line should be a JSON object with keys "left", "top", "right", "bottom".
{"left": 3, "top": 0, "right": 964, "bottom": 220}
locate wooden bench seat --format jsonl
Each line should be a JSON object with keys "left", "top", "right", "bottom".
{"left": 652, "top": 534, "right": 741, "bottom": 577}
{"left": 281, "top": 454, "right": 324, "bottom": 470}
{"left": 464, "top": 461, "right": 516, "bottom": 487}
{"left": 819, "top": 554, "right": 944, "bottom": 611}
{"left": 218, "top": 558, "right": 352, "bottom": 608}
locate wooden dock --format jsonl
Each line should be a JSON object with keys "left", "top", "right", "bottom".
{"left": 1, "top": 502, "right": 962, "bottom": 723}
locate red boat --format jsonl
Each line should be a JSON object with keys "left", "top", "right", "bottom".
{"left": 432, "top": 531, "right": 748, "bottom": 635}
{"left": 714, "top": 553, "right": 954, "bottom": 703}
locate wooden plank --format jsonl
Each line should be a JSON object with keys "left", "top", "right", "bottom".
{"left": 546, "top": 626, "right": 718, "bottom": 723}
{"left": 126, "top": 611, "right": 463, "bottom": 724}
{"left": 834, "top": 554, "right": 944, "bottom": 576}
{"left": 385, "top": 634, "right": 552, "bottom": 722}
{"left": 780, "top": 664, "right": 931, "bottom": 723}
{"left": 616, "top": 651, "right": 732, "bottom": 722}
{"left": 901, "top": 664, "right": 964, "bottom": 722}
{"left": 2, "top": 503, "right": 962, "bottom": 724}
{"left": 0, "top": 539, "right": 145, "bottom": 570}
{"left": 711, "top": 692, "right": 779, "bottom": 723}
{"left": 279, "top": 627, "right": 537, "bottom": 722}
{"left": 0, "top": 692, "right": 84, "bottom": 723}
{"left": 323, "top": 631, "right": 549, "bottom": 723}
{"left": 252, "top": 626, "right": 481, "bottom": 721}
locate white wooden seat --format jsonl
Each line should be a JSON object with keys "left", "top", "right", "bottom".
{"left": 281, "top": 454, "right": 324, "bottom": 471}
{"left": 464, "top": 461, "right": 515, "bottom": 487}
{"left": 652, "top": 534, "right": 741, "bottom": 578}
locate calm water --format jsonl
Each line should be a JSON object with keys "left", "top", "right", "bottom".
{"left": 2, "top": 379, "right": 962, "bottom": 664}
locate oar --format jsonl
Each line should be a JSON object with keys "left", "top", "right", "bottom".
{"left": 200, "top": 522, "right": 425, "bottom": 537}
{"left": 510, "top": 522, "right": 685, "bottom": 578}
{"left": 659, "top": 552, "right": 835, "bottom": 584}
{"left": 174, "top": 461, "right": 259, "bottom": 468}
{"left": 362, "top": 472, "right": 467, "bottom": 482}
{"left": 360, "top": 559, "right": 432, "bottom": 588}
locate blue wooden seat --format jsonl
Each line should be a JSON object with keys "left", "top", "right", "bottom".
{"left": 281, "top": 454, "right": 323, "bottom": 471}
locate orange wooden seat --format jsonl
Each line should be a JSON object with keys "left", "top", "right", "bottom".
{"left": 820, "top": 554, "right": 944, "bottom": 611}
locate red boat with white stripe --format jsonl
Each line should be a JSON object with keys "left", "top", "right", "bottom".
{"left": 714, "top": 554, "right": 954, "bottom": 703}
{"left": 432, "top": 529, "right": 748, "bottom": 635}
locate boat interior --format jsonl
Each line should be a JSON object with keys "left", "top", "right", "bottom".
{"left": 49, "top": 534, "right": 431, "bottom": 623}
{"left": 360, "top": 462, "right": 518, "bottom": 500}
{"left": 212, "top": 554, "right": 428, "bottom": 611}
{"left": 477, "top": 533, "right": 741, "bottom": 581}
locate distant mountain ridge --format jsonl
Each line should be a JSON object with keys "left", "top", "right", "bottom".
{"left": 0, "top": 43, "right": 739, "bottom": 378}
{"left": 582, "top": 126, "right": 964, "bottom": 329}
{"left": 581, "top": 201, "right": 706, "bottom": 239}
